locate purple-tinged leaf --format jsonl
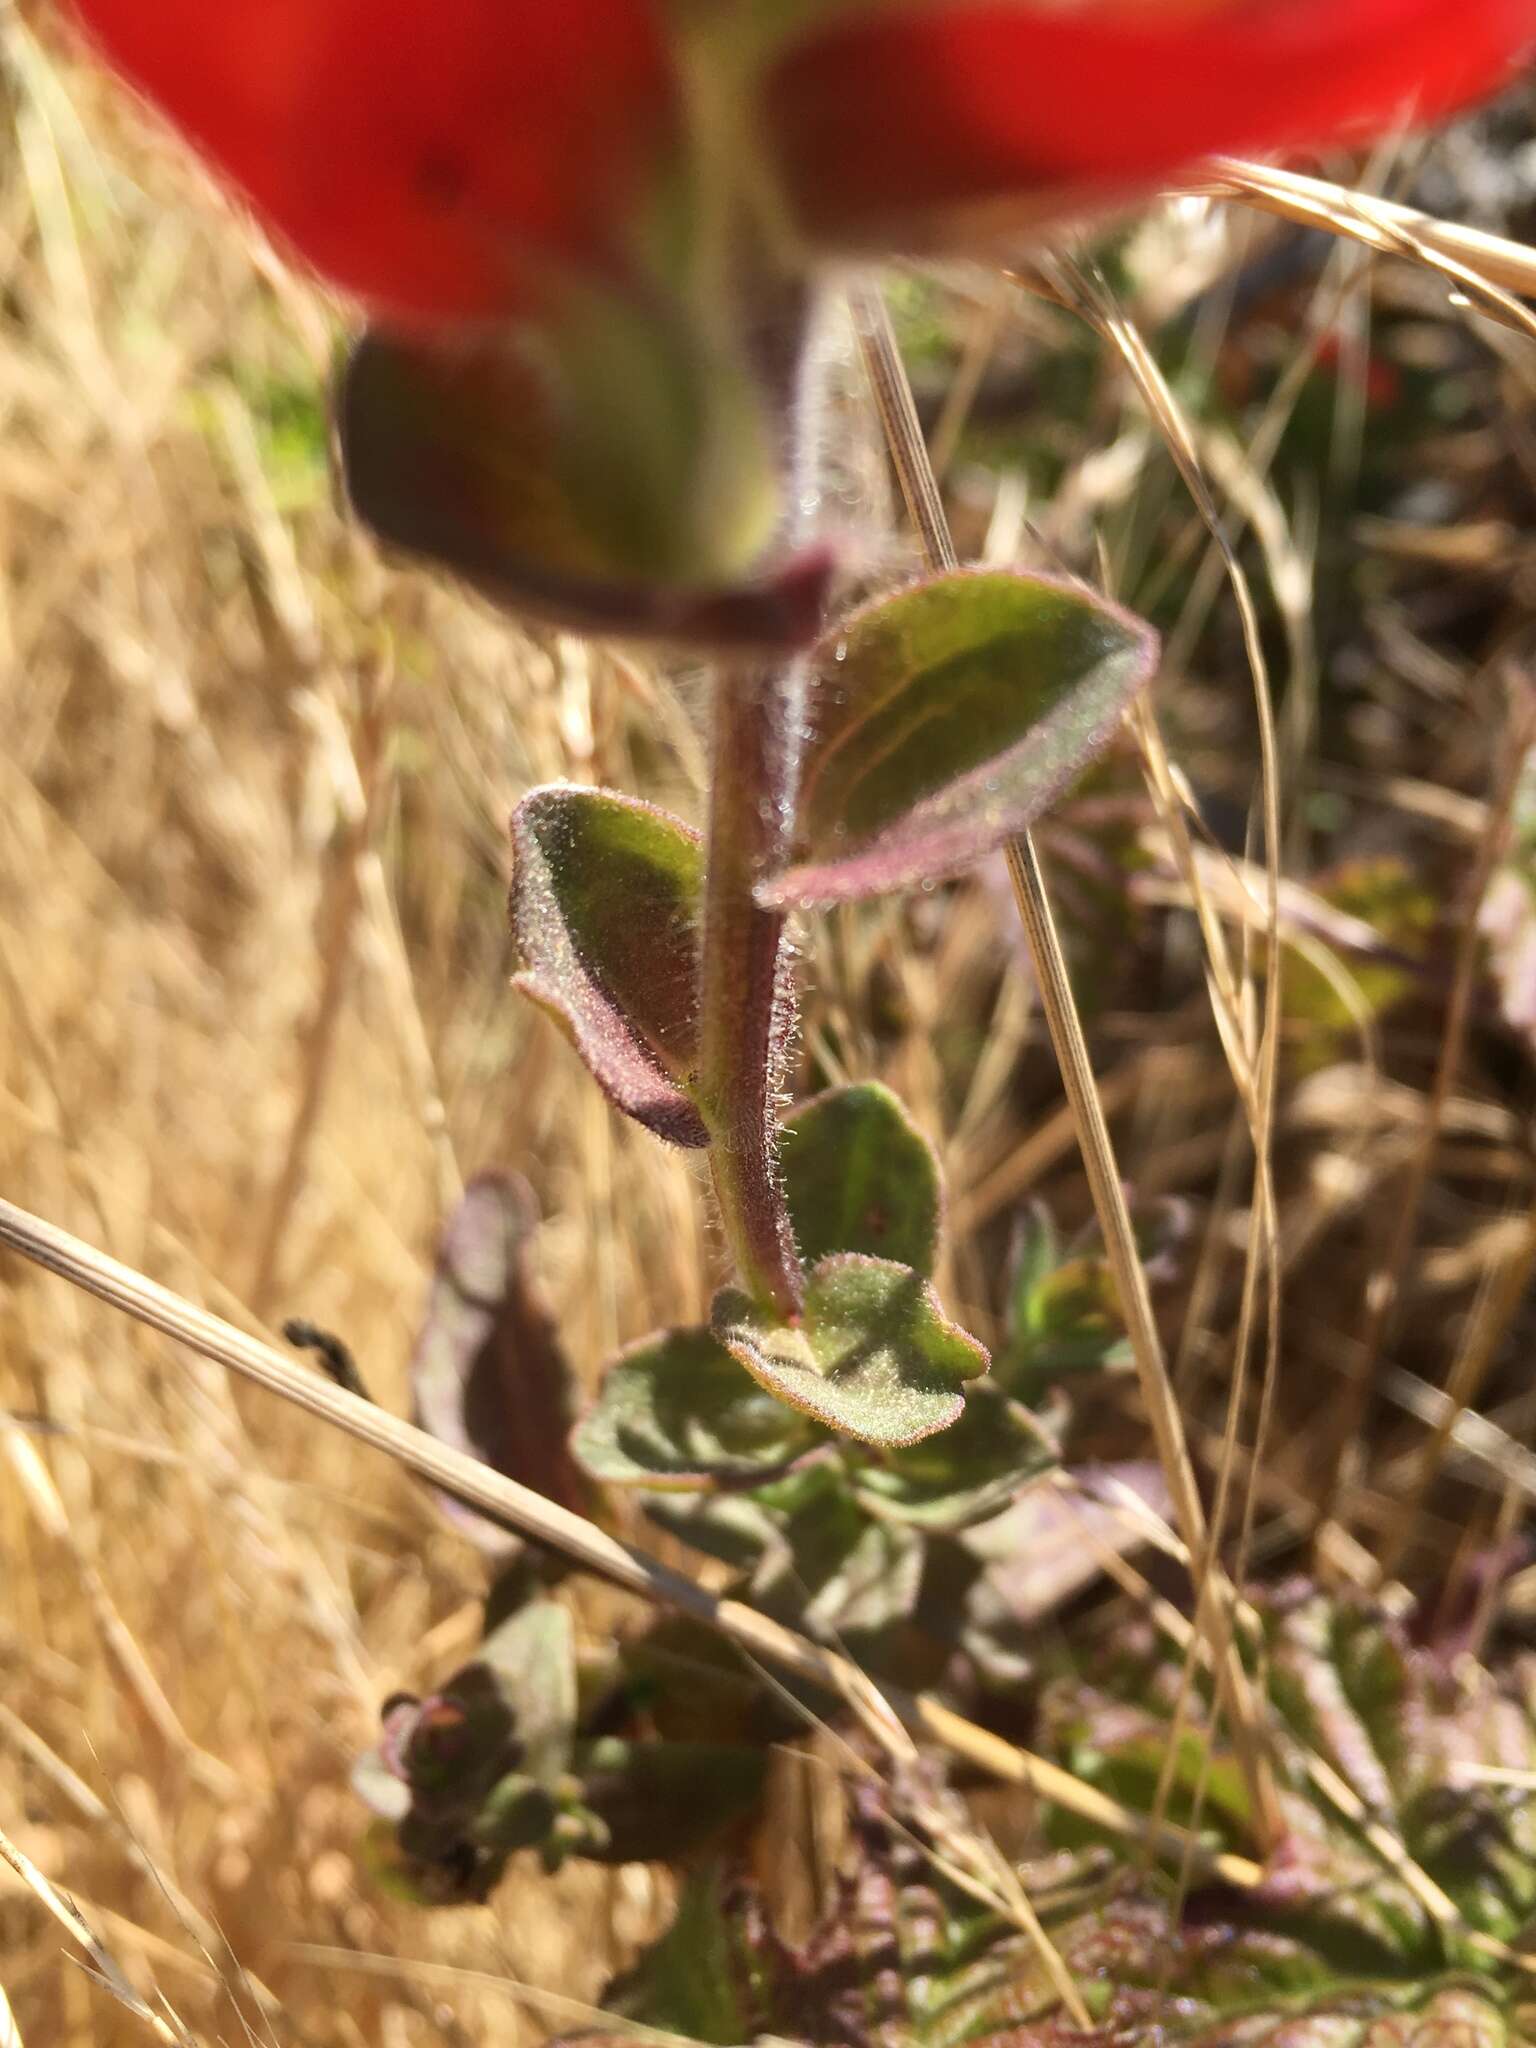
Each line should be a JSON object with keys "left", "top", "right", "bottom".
{"left": 964, "top": 1462, "right": 1172, "bottom": 1626}
{"left": 570, "top": 1325, "right": 819, "bottom": 1489}
{"left": 510, "top": 785, "right": 708, "bottom": 1147}
{"left": 782, "top": 1081, "right": 943, "bottom": 1277}
{"left": 412, "top": 1174, "right": 587, "bottom": 1552}
{"left": 713, "top": 1253, "right": 988, "bottom": 1447}
{"left": 759, "top": 569, "right": 1158, "bottom": 908}
{"left": 338, "top": 326, "right": 833, "bottom": 652}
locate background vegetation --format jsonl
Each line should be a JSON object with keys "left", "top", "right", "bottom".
{"left": 5, "top": 12, "right": 1536, "bottom": 2042}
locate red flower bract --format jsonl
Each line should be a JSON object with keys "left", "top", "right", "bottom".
{"left": 66, "top": 0, "right": 672, "bottom": 322}
{"left": 768, "top": 0, "right": 1536, "bottom": 241}
{"left": 66, "top": 0, "right": 1536, "bottom": 320}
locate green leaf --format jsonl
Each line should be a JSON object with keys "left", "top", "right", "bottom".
{"left": 1285, "top": 857, "right": 1436, "bottom": 1072}
{"left": 746, "top": 1470, "right": 924, "bottom": 1644}
{"left": 576, "top": 1738, "right": 769, "bottom": 1864}
{"left": 466, "top": 1597, "right": 577, "bottom": 1792}
{"left": 571, "top": 1326, "right": 818, "bottom": 1489}
{"left": 714, "top": 1254, "right": 989, "bottom": 1447}
{"left": 510, "top": 785, "right": 708, "bottom": 1147}
{"left": 597, "top": 1868, "right": 754, "bottom": 2045}
{"left": 997, "top": 1198, "right": 1190, "bottom": 1398}
{"left": 851, "top": 1382, "right": 1054, "bottom": 1530}
{"left": 338, "top": 312, "right": 832, "bottom": 651}
{"left": 411, "top": 1174, "right": 586, "bottom": 1551}
{"left": 782, "top": 1081, "right": 943, "bottom": 1275}
{"left": 569, "top": 1595, "right": 1536, "bottom": 2048}
{"left": 470, "top": 1773, "right": 559, "bottom": 1856}
{"left": 760, "top": 569, "right": 1158, "bottom": 907}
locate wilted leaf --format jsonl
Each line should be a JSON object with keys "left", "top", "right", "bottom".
{"left": 577, "top": 1738, "right": 769, "bottom": 1864}
{"left": 782, "top": 1081, "right": 943, "bottom": 1275}
{"left": 339, "top": 321, "right": 833, "bottom": 651}
{"left": 510, "top": 785, "right": 708, "bottom": 1146}
{"left": 571, "top": 1325, "right": 818, "bottom": 1488}
{"left": 411, "top": 1174, "right": 586, "bottom": 1550}
{"left": 760, "top": 570, "right": 1157, "bottom": 908}
{"left": 851, "top": 1382, "right": 1054, "bottom": 1531}
{"left": 714, "top": 1253, "right": 988, "bottom": 1447}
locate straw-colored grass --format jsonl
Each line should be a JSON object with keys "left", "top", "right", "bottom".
{"left": 7, "top": 14, "right": 1536, "bottom": 2045}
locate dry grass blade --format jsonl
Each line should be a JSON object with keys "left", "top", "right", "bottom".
{"left": 0, "top": 1818, "right": 195, "bottom": 2048}
{"left": 0, "top": 1190, "right": 1263, "bottom": 1894}
{"left": 1027, "top": 251, "right": 1298, "bottom": 1867}
{"left": 290, "top": 1946, "right": 709, "bottom": 2047}
{"left": 849, "top": 277, "right": 1282, "bottom": 1847}
{"left": 1382, "top": 1365, "right": 1536, "bottom": 1506}
{"left": 1322, "top": 683, "right": 1536, "bottom": 1525}
{"left": 1200, "top": 157, "right": 1536, "bottom": 333}
{"left": 0, "top": 1704, "right": 284, "bottom": 2025}
{"left": 1377, "top": 1194, "right": 1536, "bottom": 1580}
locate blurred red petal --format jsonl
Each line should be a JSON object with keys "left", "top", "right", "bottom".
{"left": 67, "top": 0, "right": 672, "bottom": 321}
{"left": 769, "top": 0, "right": 1536, "bottom": 240}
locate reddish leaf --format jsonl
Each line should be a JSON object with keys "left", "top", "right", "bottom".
{"left": 510, "top": 786, "right": 708, "bottom": 1148}
{"left": 66, "top": 0, "right": 675, "bottom": 322}
{"left": 761, "top": 570, "right": 1157, "bottom": 909}
{"left": 412, "top": 1176, "right": 587, "bottom": 1551}
{"left": 339, "top": 327, "right": 830, "bottom": 650}
{"left": 768, "top": 0, "right": 1536, "bottom": 246}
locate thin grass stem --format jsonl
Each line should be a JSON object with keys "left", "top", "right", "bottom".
{"left": 0, "top": 1188, "right": 1263, "bottom": 1892}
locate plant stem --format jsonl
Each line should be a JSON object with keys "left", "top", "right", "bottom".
{"left": 699, "top": 656, "right": 806, "bottom": 1318}
{"left": 694, "top": 284, "right": 822, "bottom": 1321}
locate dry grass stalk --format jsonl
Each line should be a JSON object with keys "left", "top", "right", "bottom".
{"left": 0, "top": 1188, "right": 1264, "bottom": 1896}
{"left": 849, "top": 277, "right": 1283, "bottom": 1846}
{"left": 1322, "top": 682, "right": 1536, "bottom": 1523}
{"left": 1201, "top": 156, "right": 1536, "bottom": 330}
{"left": 0, "top": 1818, "right": 194, "bottom": 2048}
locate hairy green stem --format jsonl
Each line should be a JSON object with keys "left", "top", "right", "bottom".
{"left": 694, "top": 285, "right": 824, "bottom": 1320}
{"left": 699, "top": 657, "right": 805, "bottom": 1318}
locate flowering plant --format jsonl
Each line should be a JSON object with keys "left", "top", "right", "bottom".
{"left": 63, "top": 0, "right": 1531, "bottom": 1424}
{"left": 50, "top": 0, "right": 1536, "bottom": 2005}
